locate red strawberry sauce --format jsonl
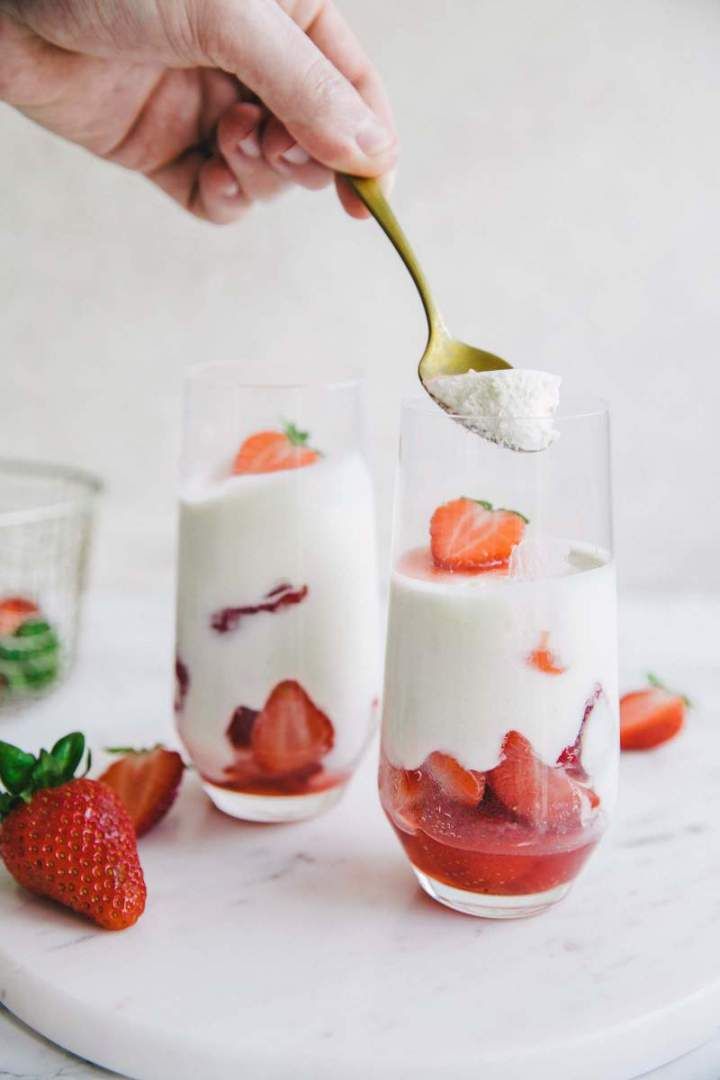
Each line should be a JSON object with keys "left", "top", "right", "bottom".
{"left": 211, "top": 583, "right": 309, "bottom": 634}
{"left": 397, "top": 548, "right": 510, "bottom": 583}
{"left": 379, "top": 734, "right": 601, "bottom": 897}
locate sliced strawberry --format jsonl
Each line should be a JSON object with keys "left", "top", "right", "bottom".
{"left": 487, "top": 730, "right": 589, "bottom": 831}
{"left": 222, "top": 750, "right": 263, "bottom": 789}
{"left": 232, "top": 422, "right": 319, "bottom": 475}
{"left": 429, "top": 498, "right": 526, "bottom": 572}
{"left": 251, "top": 680, "right": 334, "bottom": 776}
{"left": 424, "top": 751, "right": 485, "bottom": 806}
{"left": 620, "top": 677, "right": 687, "bottom": 750}
{"left": 527, "top": 631, "right": 566, "bottom": 675}
{"left": 0, "top": 597, "right": 39, "bottom": 636}
{"left": 99, "top": 747, "right": 185, "bottom": 837}
{"left": 226, "top": 706, "right": 259, "bottom": 749}
{"left": 379, "top": 759, "right": 424, "bottom": 833}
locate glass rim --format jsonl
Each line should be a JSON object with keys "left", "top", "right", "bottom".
{"left": 184, "top": 361, "right": 364, "bottom": 392}
{"left": 0, "top": 458, "right": 102, "bottom": 527}
{"left": 401, "top": 391, "right": 610, "bottom": 423}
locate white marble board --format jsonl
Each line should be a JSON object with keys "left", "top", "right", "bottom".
{"left": 0, "top": 591, "right": 718, "bottom": 1080}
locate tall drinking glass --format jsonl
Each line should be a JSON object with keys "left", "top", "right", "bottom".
{"left": 379, "top": 397, "right": 618, "bottom": 917}
{"left": 176, "top": 367, "right": 380, "bottom": 822}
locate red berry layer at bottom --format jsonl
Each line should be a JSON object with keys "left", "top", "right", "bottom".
{"left": 380, "top": 726, "right": 604, "bottom": 897}
{"left": 209, "top": 762, "right": 349, "bottom": 798}
{"left": 390, "top": 820, "right": 597, "bottom": 895}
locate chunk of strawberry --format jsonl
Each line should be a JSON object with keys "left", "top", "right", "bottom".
{"left": 620, "top": 676, "right": 687, "bottom": 750}
{"left": 424, "top": 751, "right": 485, "bottom": 806}
{"left": 487, "top": 730, "right": 589, "bottom": 831}
{"left": 226, "top": 706, "right": 259, "bottom": 749}
{"left": 251, "top": 680, "right": 334, "bottom": 776}
{"left": 222, "top": 751, "right": 263, "bottom": 789}
{"left": 232, "top": 423, "right": 319, "bottom": 475}
{"left": 527, "top": 631, "right": 566, "bottom": 675}
{"left": 430, "top": 498, "right": 526, "bottom": 572}
{"left": 99, "top": 747, "right": 185, "bottom": 838}
{"left": 379, "top": 759, "right": 424, "bottom": 834}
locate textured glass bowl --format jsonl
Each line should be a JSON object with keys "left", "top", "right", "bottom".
{"left": 0, "top": 460, "right": 101, "bottom": 714}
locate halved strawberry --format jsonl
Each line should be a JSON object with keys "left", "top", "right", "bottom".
{"left": 379, "top": 759, "right": 424, "bottom": 834}
{"left": 0, "top": 597, "right": 39, "bottom": 636}
{"left": 232, "top": 422, "right": 319, "bottom": 475}
{"left": 620, "top": 675, "right": 687, "bottom": 750}
{"left": 424, "top": 751, "right": 485, "bottom": 806}
{"left": 99, "top": 747, "right": 185, "bottom": 838}
{"left": 487, "top": 730, "right": 589, "bottom": 831}
{"left": 251, "top": 680, "right": 334, "bottom": 776}
{"left": 527, "top": 631, "right": 566, "bottom": 675}
{"left": 429, "top": 498, "right": 526, "bottom": 572}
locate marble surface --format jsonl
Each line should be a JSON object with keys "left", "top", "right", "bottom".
{"left": 0, "top": 589, "right": 718, "bottom": 1080}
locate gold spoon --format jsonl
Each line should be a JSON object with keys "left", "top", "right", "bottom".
{"left": 345, "top": 175, "right": 511, "bottom": 387}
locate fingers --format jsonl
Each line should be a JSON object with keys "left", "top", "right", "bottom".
{"left": 258, "top": 115, "right": 333, "bottom": 191}
{"left": 195, "top": 0, "right": 397, "bottom": 178}
{"left": 148, "top": 148, "right": 250, "bottom": 225}
{"left": 215, "top": 102, "right": 289, "bottom": 201}
{"left": 195, "top": 156, "right": 251, "bottom": 224}
{"left": 305, "top": 1, "right": 396, "bottom": 216}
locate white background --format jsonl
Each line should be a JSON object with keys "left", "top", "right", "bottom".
{"left": 2, "top": 0, "right": 719, "bottom": 594}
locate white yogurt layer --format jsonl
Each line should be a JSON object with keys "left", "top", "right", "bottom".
{"left": 427, "top": 369, "right": 561, "bottom": 451}
{"left": 382, "top": 546, "right": 618, "bottom": 807}
{"left": 176, "top": 454, "right": 381, "bottom": 780}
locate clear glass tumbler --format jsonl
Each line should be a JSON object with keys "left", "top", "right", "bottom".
{"left": 175, "top": 367, "right": 381, "bottom": 822}
{"left": 379, "top": 397, "right": 618, "bottom": 918}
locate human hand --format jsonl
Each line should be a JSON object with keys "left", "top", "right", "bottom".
{"left": 0, "top": 0, "right": 397, "bottom": 222}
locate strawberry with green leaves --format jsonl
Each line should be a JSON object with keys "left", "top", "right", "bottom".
{"left": 232, "top": 422, "right": 320, "bottom": 475}
{"left": 430, "top": 498, "right": 527, "bottom": 572}
{"left": 0, "top": 733, "right": 146, "bottom": 930}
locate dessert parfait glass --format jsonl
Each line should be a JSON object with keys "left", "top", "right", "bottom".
{"left": 175, "top": 366, "right": 381, "bottom": 822}
{"left": 379, "top": 397, "right": 618, "bottom": 917}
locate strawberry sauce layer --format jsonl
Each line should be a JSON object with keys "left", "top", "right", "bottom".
{"left": 380, "top": 729, "right": 602, "bottom": 896}
{"left": 397, "top": 548, "right": 510, "bottom": 583}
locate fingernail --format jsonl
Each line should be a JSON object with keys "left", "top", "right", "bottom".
{"left": 223, "top": 180, "right": 240, "bottom": 197}
{"left": 281, "top": 144, "right": 311, "bottom": 166}
{"left": 379, "top": 169, "right": 397, "bottom": 198}
{"left": 356, "top": 119, "right": 395, "bottom": 157}
{"left": 238, "top": 132, "right": 261, "bottom": 158}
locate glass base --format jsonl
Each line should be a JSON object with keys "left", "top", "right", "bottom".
{"left": 202, "top": 780, "right": 346, "bottom": 823}
{"left": 412, "top": 866, "right": 573, "bottom": 919}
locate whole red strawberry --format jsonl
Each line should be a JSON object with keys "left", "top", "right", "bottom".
{"left": 0, "top": 733, "right": 146, "bottom": 931}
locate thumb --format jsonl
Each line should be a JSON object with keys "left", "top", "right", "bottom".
{"left": 196, "top": 0, "right": 397, "bottom": 176}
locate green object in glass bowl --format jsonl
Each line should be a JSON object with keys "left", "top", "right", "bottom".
{"left": 0, "top": 614, "right": 61, "bottom": 699}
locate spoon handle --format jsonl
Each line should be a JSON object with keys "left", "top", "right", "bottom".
{"left": 343, "top": 175, "right": 445, "bottom": 341}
